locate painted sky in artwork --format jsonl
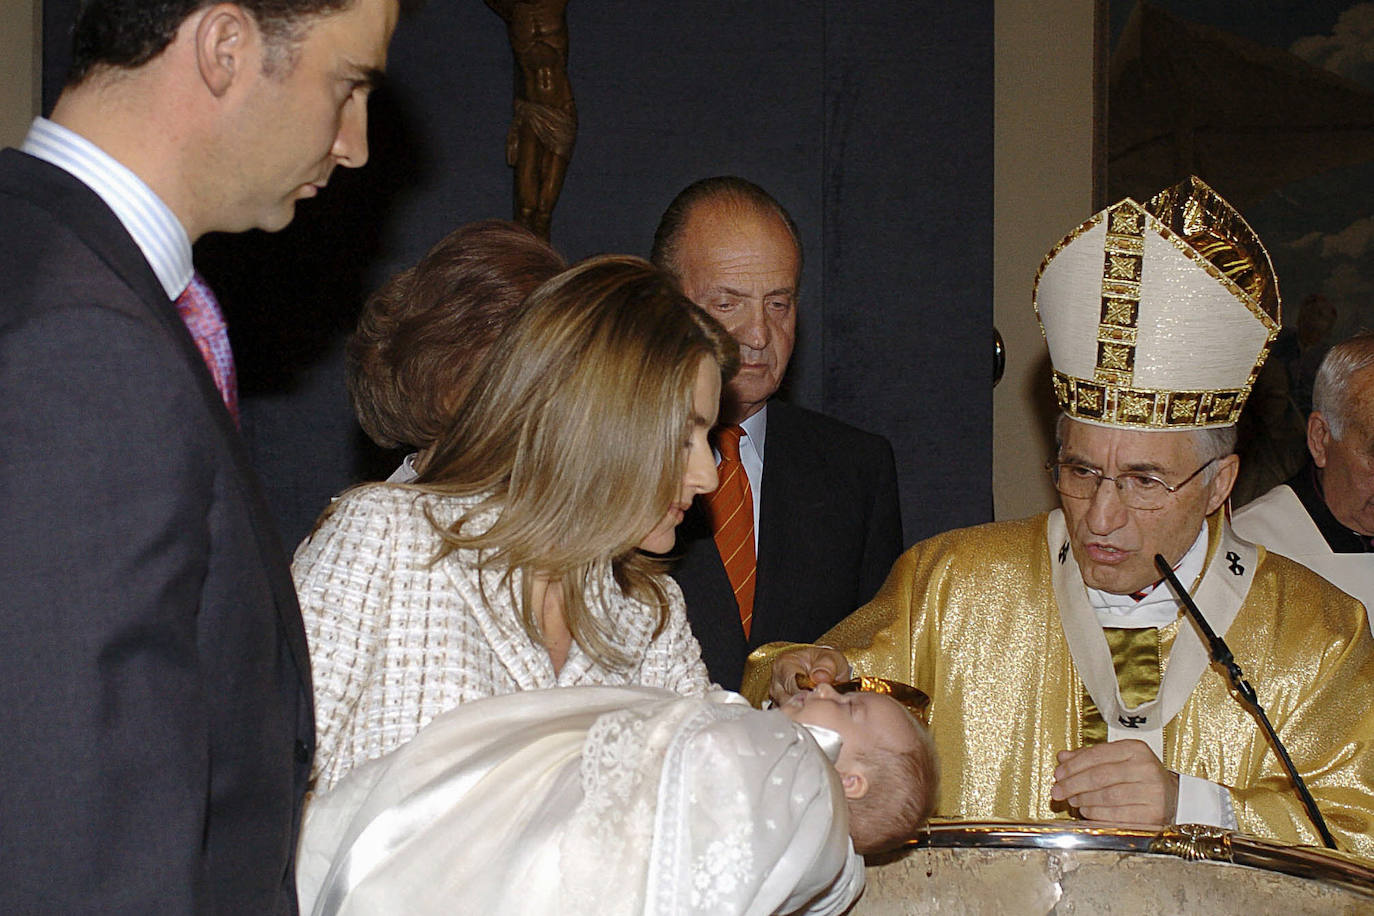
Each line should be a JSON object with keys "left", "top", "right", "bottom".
{"left": 1111, "top": 1, "right": 1374, "bottom": 335}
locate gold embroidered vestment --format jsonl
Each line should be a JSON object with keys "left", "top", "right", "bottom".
{"left": 743, "top": 512, "right": 1374, "bottom": 858}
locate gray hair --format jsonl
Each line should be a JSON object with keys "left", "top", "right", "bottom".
{"left": 1054, "top": 414, "right": 1236, "bottom": 485}
{"left": 1312, "top": 332, "right": 1374, "bottom": 439}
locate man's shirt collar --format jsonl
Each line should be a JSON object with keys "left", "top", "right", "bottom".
{"left": 739, "top": 404, "right": 768, "bottom": 462}
{"left": 1087, "top": 524, "right": 1209, "bottom": 627}
{"left": 22, "top": 117, "right": 192, "bottom": 299}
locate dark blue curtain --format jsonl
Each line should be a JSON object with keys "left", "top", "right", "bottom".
{"left": 44, "top": 1, "right": 994, "bottom": 551}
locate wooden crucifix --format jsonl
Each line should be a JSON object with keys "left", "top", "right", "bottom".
{"left": 486, "top": 0, "right": 576, "bottom": 240}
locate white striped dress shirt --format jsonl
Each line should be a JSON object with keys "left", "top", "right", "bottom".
{"left": 21, "top": 117, "right": 192, "bottom": 299}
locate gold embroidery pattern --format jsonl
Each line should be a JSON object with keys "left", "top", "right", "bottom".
{"left": 1106, "top": 253, "right": 1138, "bottom": 281}
{"left": 1076, "top": 383, "right": 1104, "bottom": 418}
{"left": 1209, "top": 393, "right": 1237, "bottom": 423}
{"left": 1120, "top": 392, "right": 1153, "bottom": 423}
{"left": 1095, "top": 203, "right": 1145, "bottom": 387}
{"left": 1103, "top": 299, "right": 1135, "bottom": 326}
{"left": 1052, "top": 371, "right": 1249, "bottom": 428}
{"left": 1170, "top": 395, "right": 1200, "bottom": 422}
{"left": 1111, "top": 207, "right": 1142, "bottom": 236}
{"left": 1099, "top": 343, "right": 1131, "bottom": 371}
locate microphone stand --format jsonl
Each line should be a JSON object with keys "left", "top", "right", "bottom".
{"left": 1154, "top": 554, "right": 1338, "bottom": 850}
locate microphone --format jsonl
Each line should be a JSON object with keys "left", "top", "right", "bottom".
{"left": 1153, "top": 553, "right": 1338, "bottom": 850}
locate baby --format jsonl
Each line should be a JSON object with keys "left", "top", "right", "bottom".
{"left": 779, "top": 681, "right": 939, "bottom": 855}
{"left": 298, "top": 685, "right": 938, "bottom": 915}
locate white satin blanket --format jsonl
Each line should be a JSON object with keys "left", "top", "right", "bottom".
{"left": 297, "top": 686, "right": 864, "bottom": 916}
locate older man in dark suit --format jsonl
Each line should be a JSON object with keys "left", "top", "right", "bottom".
{"left": 0, "top": 1, "right": 402, "bottom": 911}
{"left": 651, "top": 177, "right": 903, "bottom": 691}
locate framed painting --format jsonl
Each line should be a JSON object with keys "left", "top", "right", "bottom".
{"left": 1098, "top": 0, "right": 1374, "bottom": 503}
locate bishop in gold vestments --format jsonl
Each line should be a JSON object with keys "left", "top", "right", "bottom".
{"left": 744, "top": 509, "right": 1374, "bottom": 858}
{"left": 746, "top": 177, "right": 1374, "bottom": 859}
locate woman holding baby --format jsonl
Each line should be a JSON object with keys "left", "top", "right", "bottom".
{"left": 293, "top": 250, "right": 930, "bottom": 915}
{"left": 294, "top": 254, "right": 735, "bottom": 790}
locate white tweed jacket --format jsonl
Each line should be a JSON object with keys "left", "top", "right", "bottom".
{"left": 293, "top": 484, "right": 712, "bottom": 791}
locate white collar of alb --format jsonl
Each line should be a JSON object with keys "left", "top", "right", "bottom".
{"left": 1087, "top": 524, "right": 1209, "bottom": 627}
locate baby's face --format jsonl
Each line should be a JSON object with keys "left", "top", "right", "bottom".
{"left": 780, "top": 682, "right": 919, "bottom": 770}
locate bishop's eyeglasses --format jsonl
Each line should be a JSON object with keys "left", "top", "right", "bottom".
{"left": 1046, "top": 457, "right": 1217, "bottom": 511}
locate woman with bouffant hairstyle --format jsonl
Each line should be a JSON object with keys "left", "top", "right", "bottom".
{"left": 295, "top": 256, "right": 738, "bottom": 791}
{"left": 347, "top": 219, "right": 565, "bottom": 481}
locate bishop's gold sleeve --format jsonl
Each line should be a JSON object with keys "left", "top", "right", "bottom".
{"left": 740, "top": 536, "right": 949, "bottom": 707}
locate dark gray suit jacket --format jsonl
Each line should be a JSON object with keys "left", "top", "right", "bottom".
{"left": 670, "top": 400, "right": 903, "bottom": 690}
{"left": 0, "top": 148, "right": 313, "bottom": 914}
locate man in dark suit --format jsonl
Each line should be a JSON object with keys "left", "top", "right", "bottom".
{"left": 651, "top": 177, "right": 903, "bottom": 690}
{"left": 0, "top": 1, "right": 402, "bottom": 911}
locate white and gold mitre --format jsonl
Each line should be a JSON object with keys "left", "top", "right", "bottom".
{"left": 1033, "top": 176, "right": 1280, "bottom": 429}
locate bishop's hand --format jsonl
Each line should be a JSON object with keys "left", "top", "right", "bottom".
{"left": 1051, "top": 739, "right": 1180, "bottom": 826}
{"left": 768, "top": 646, "right": 851, "bottom": 706}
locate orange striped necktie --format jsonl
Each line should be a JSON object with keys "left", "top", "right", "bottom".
{"left": 702, "top": 424, "right": 757, "bottom": 638}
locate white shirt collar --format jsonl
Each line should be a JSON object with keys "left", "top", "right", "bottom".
{"left": 739, "top": 404, "right": 768, "bottom": 461}
{"left": 1087, "top": 524, "right": 1210, "bottom": 627}
{"left": 21, "top": 117, "right": 193, "bottom": 299}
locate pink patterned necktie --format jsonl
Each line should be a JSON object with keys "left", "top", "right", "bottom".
{"left": 174, "top": 272, "right": 239, "bottom": 425}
